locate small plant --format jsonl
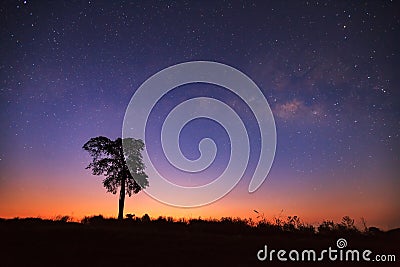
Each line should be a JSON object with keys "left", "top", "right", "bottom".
{"left": 298, "top": 223, "right": 316, "bottom": 234}
{"left": 141, "top": 214, "right": 150, "bottom": 222}
{"left": 361, "top": 217, "right": 368, "bottom": 232}
{"left": 318, "top": 220, "right": 336, "bottom": 234}
{"left": 367, "top": 226, "right": 383, "bottom": 235}
{"left": 126, "top": 214, "right": 135, "bottom": 220}
{"left": 341, "top": 216, "right": 356, "bottom": 229}
{"left": 283, "top": 216, "right": 301, "bottom": 232}
{"left": 55, "top": 215, "right": 71, "bottom": 223}
{"left": 338, "top": 216, "right": 359, "bottom": 234}
{"left": 81, "top": 215, "right": 105, "bottom": 224}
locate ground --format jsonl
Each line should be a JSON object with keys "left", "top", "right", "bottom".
{"left": 1, "top": 218, "right": 398, "bottom": 266}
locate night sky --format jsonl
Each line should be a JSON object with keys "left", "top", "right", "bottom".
{"left": 1, "top": 1, "right": 399, "bottom": 229}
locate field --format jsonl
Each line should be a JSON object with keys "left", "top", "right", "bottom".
{"left": 1, "top": 216, "right": 398, "bottom": 266}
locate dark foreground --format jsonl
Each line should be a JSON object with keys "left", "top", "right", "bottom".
{"left": 0, "top": 217, "right": 398, "bottom": 267}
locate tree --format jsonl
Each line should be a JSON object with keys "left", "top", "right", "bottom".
{"left": 83, "top": 136, "right": 149, "bottom": 220}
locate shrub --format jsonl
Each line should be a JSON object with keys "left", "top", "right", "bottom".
{"left": 55, "top": 215, "right": 71, "bottom": 223}
{"left": 81, "top": 215, "right": 105, "bottom": 224}
{"left": 318, "top": 220, "right": 336, "bottom": 234}
{"left": 141, "top": 214, "right": 150, "bottom": 223}
{"left": 126, "top": 214, "right": 135, "bottom": 220}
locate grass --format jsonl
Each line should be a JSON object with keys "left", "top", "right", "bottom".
{"left": 1, "top": 215, "right": 398, "bottom": 266}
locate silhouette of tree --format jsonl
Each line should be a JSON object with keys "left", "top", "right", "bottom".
{"left": 83, "top": 136, "right": 149, "bottom": 220}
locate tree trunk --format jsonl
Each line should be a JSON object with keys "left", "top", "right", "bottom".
{"left": 118, "top": 176, "right": 126, "bottom": 220}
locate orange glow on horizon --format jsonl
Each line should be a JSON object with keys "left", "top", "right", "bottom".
{"left": 1, "top": 169, "right": 398, "bottom": 230}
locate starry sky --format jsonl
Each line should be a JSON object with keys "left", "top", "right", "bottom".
{"left": 1, "top": 0, "right": 399, "bottom": 229}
